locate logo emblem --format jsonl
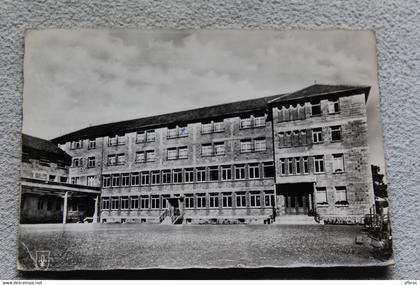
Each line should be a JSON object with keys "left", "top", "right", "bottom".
{"left": 36, "top": 250, "right": 50, "bottom": 269}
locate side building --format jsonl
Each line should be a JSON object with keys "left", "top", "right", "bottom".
{"left": 52, "top": 84, "right": 375, "bottom": 224}
{"left": 20, "top": 134, "right": 100, "bottom": 224}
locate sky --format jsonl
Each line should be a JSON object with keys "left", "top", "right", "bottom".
{"left": 23, "top": 29, "right": 386, "bottom": 171}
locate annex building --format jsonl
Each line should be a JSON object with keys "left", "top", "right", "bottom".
{"left": 47, "top": 84, "right": 375, "bottom": 225}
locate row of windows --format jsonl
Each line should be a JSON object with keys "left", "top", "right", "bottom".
{"left": 278, "top": 125, "right": 341, "bottom": 148}
{"left": 316, "top": 186, "right": 348, "bottom": 205}
{"left": 277, "top": 100, "right": 340, "bottom": 122}
{"left": 102, "top": 162, "right": 275, "bottom": 188}
{"left": 73, "top": 138, "right": 268, "bottom": 167}
{"left": 102, "top": 191, "right": 275, "bottom": 210}
{"left": 68, "top": 115, "right": 268, "bottom": 150}
{"left": 70, "top": 176, "right": 96, "bottom": 186}
{"left": 279, "top": 154, "right": 344, "bottom": 175}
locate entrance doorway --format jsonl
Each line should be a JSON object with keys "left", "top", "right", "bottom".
{"left": 276, "top": 183, "right": 314, "bottom": 215}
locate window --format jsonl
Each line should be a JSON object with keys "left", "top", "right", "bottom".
{"left": 87, "top": 157, "right": 95, "bottom": 168}
{"left": 37, "top": 198, "right": 43, "bottom": 210}
{"left": 209, "top": 166, "right": 219, "bottom": 181}
{"left": 250, "top": 192, "right": 261, "bottom": 207}
{"left": 108, "top": 154, "right": 116, "bottom": 165}
{"left": 196, "top": 167, "right": 206, "bottom": 182}
{"left": 121, "top": 173, "right": 130, "bottom": 186}
{"left": 102, "top": 198, "right": 110, "bottom": 210}
{"left": 295, "top": 158, "right": 301, "bottom": 175}
{"left": 121, "top": 197, "right": 129, "bottom": 210}
{"left": 240, "top": 117, "right": 252, "bottom": 129}
{"left": 87, "top": 176, "right": 95, "bottom": 186}
{"left": 117, "top": 153, "right": 126, "bottom": 165}
{"left": 185, "top": 168, "right": 194, "bottom": 183}
{"left": 280, "top": 158, "right": 286, "bottom": 175}
{"left": 209, "top": 193, "right": 219, "bottom": 208}
{"left": 236, "top": 192, "right": 246, "bottom": 208}
{"left": 146, "top": 150, "right": 155, "bottom": 162}
{"left": 111, "top": 197, "right": 119, "bottom": 210}
{"left": 264, "top": 191, "right": 275, "bottom": 207}
{"left": 335, "top": 186, "right": 348, "bottom": 204}
{"left": 312, "top": 128, "right": 323, "bottom": 143}
{"left": 201, "top": 122, "right": 213, "bottom": 134}
{"left": 88, "top": 139, "right": 96, "bottom": 149}
{"left": 60, "top": 176, "right": 68, "bottom": 183}
{"left": 240, "top": 140, "right": 252, "bottom": 153}
{"left": 162, "top": 170, "right": 171, "bottom": 184}
{"left": 151, "top": 196, "right": 160, "bottom": 209}
{"left": 136, "top": 130, "right": 156, "bottom": 143}
{"left": 300, "top": 130, "right": 307, "bottom": 145}
{"left": 328, "top": 99, "right": 340, "bottom": 114}
{"left": 178, "top": 146, "right": 188, "bottom": 159}
{"left": 141, "top": 196, "right": 149, "bottom": 209}
{"left": 254, "top": 116, "right": 266, "bottom": 127}
{"left": 112, "top": 174, "right": 120, "bottom": 187}
{"left": 72, "top": 158, "right": 81, "bottom": 167}
{"left": 141, "top": 172, "right": 150, "bottom": 185}
{"left": 162, "top": 195, "right": 170, "bottom": 209}
{"left": 196, "top": 194, "right": 206, "bottom": 208}
{"left": 288, "top": 158, "right": 294, "bottom": 175}
{"left": 49, "top": 175, "right": 56, "bottom": 182}
{"left": 221, "top": 165, "right": 232, "bottom": 181}
{"left": 201, "top": 144, "right": 213, "bottom": 157}
{"left": 130, "top": 197, "right": 139, "bottom": 209}
{"left": 222, "top": 193, "right": 233, "bottom": 208}
{"left": 249, "top": 163, "right": 260, "bottom": 179}
{"left": 263, "top": 162, "right": 275, "bottom": 178}
{"left": 136, "top": 151, "right": 145, "bottom": 163}
{"left": 235, "top": 164, "right": 246, "bottom": 180}
{"left": 333, "top": 154, "right": 345, "bottom": 173}
{"left": 167, "top": 148, "right": 177, "bottom": 160}
{"left": 278, "top": 132, "right": 284, "bottom": 147}
{"left": 303, "top": 157, "right": 309, "bottom": 174}
{"left": 108, "top": 135, "right": 125, "bottom": 146}
{"left": 70, "top": 140, "right": 83, "bottom": 149}
{"left": 178, "top": 125, "right": 189, "bottom": 137}
{"left": 71, "top": 177, "right": 80, "bottom": 185}
{"left": 103, "top": 175, "right": 111, "bottom": 187}
{"left": 316, "top": 187, "right": 328, "bottom": 204}
{"left": 173, "top": 169, "right": 183, "bottom": 184}
{"left": 292, "top": 131, "right": 300, "bottom": 146}
{"left": 331, "top": 126, "right": 342, "bottom": 141}
{"left": 168, "top": 125, "right": 189, "bottom": 138}
{"left": 151, "top": 171, "right": 160, "bottom": 185}
{"left": 314, "top": 156, "right": 325, "bottom": 173}
{"left": 214, "top": 142, "right": 225, "bottom": 155}
{"left": 131, "top": 172, "right": 140, "bottom": 186}
{"left": 311, "top": 102, "right": 321, "bottom": 116}
{"left": 185, "top": 195, "right": 194, "bottom": 208}
{"left": 214, "top": 121, "right": 225, "bottom": 132}
{"left": 254, "top": 138, "right": 266, "bottom": 152}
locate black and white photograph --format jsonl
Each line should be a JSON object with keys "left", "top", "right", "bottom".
{"left": 18, "top": 29, "right": 393, "bottom": 271}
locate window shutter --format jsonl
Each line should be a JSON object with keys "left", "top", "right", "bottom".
{"left": 328, "top": 101, "right": 335, "bottom": 114}
{"left": 278, "top": 133, "right": 284, "bottom": 148}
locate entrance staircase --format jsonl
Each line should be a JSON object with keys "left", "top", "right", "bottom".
{"left": 273, "top": 215, "right": 319, "bottom": 225}
{"left": 159, "top": 209, "right": 184, "bottom": 225}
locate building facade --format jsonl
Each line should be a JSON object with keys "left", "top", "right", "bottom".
{"left": 52, "top": 84, "right": 375, "bottom": 225}
{"left": 20, "top": 134, "right": 100, "bottom": 224}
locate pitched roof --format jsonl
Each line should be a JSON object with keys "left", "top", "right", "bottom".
{"left": 52, "top": 84, "right": 370, "bottom": 144}
{"left": 52, "top": 93, "right": 281, "bottom": 144}
{"left": 268, "top": 84, "right": 370, "bottom": 105}
{"left": 22, "top": 134, "right": 71, "bottom": 164}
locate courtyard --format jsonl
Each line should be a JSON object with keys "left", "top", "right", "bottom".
{"left": 18, "top": 223, "right": 389, "bottom": 270}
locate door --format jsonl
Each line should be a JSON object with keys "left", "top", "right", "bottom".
{"left": 285, "top": 194, "right": 309, "bottom": 215}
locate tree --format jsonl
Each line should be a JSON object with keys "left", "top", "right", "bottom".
{"left": 371, "top": 165, "right": 388, "bottom": 198}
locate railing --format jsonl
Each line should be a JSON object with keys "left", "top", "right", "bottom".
{"left": 159, "top": 209, "right": 170, "bottom": 223}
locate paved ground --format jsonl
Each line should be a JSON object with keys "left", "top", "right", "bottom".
{"left": 17, "top": 223, "right": 391, "bottom": 271}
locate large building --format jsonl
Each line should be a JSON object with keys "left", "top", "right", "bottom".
{"left": 50, "top": 84, "right": 375, "bottom": 225}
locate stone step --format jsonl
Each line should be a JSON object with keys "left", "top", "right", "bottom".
{"left": 273, "top": 215, "right": 319, "bottom": 225}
